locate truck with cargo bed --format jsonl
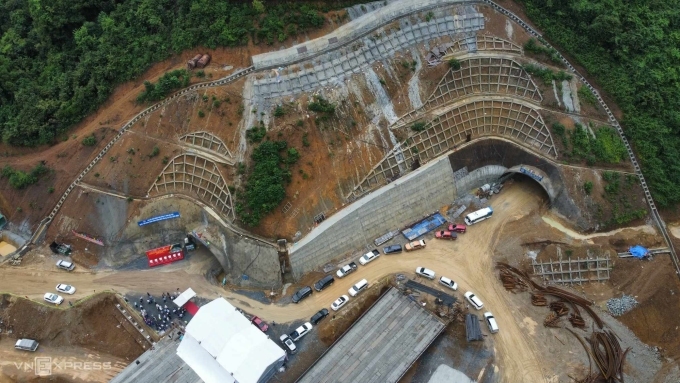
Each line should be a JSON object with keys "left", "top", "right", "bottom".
{"left": 336, "top": 262, "right": 358, "bottom": 278}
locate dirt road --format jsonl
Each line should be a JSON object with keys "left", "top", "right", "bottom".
{"left": 0, "top": 185, "right": 549, "bottom": 382}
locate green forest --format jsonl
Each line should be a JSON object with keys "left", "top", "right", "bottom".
{"left": 519, "top": 0, "right": 680, "bottom": 207}
{"left": 0, "top": 0, "right": 354, "bottom": 147}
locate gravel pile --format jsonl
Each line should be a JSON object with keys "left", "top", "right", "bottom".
{"left": 606, "top": 294, "right": 638, "bottom": 316}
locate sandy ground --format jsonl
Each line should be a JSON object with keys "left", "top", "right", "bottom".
{"left": 0, "top": 242, "right": 16, "bottom": 257}
{"left": 0, "top": 338, "right": 128, "bottom": 383}
{"left": 0, "top": 185, "right": 550, "bottom": 383}
{"left": 669, "top": 224, "right": 680, "bottom": 239}
{"left": 542, "top": 215, "right": 657, "bottom": 243}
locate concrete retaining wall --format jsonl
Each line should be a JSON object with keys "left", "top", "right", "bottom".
{"left": 252, "top": 0, "right": 481, "bottom": 69}
{"left": 289, "top": 156, "right": 458, "bottom": 278}
{"left": 454, "top": 165, "right": 507, "bottom": 195}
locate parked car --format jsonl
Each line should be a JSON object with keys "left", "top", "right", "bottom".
{"left": 279, "top": 334, "right": 297, "bottom": 354}
{"left": 14, "top": 339, "right": 39, "bottom": 352}
{"left": 405, "top": 239, "right": 426, "bottom": 251}
{"left": 415, "top": 267, "right": 435, "bottom": 279}
{"left": 292, "top": 286, "right": 313, "bottom": 303}
{"left": 331, "top": 295, "right": 349, "bottom": 311}
{"left": 56, "top": 260, "right": 75, "bottom": 271}
{"left": 359, "top": 249, "right": 380, "bottom": 265}
{"left": 439, "top": 276, "right": 458, "bottom": 290}
{"left": 448, "top": 223, "right": 467, "bottom": 233}
{"left": 56, "top": 284, "right": 76, "bottom": 295}
{"left": 383, "top": 244, "right": 403, "bottom": 254}
{"left": 348, "top": 279, "right": 369, "bottom": 297}
{"left": 314, "top": 275, "right": 335, "bottom": 292}
{"left": 484, "top": 312, "right": 499, "bottom": 333}
{"left": 311, "top": 308, "right": 329, "bottom": 325}
{"left": 290, "top": 322, "right": 313, "bottom": 342}
{"left": 464, "top": 291, "right": 484, "bottom": 310}
{"left": 336, "top": 262, "right": 358, "bottom": 278}
{"left": 251, "top": 316, "right": 269, "bottom": 332}
{"left": 435, "top": 230, "right": 457, "bottom": 240}
{"left": 44, "top": 293, "right": 64, "bottom": 305}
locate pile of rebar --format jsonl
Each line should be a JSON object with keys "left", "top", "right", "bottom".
{"left": 569, "top": 329, "right": 629, "bottom": 383}
{"left": 544, "top": 312, "right": 561, "bottom": 327}
{"left": 496, "top": 262, "right": 542, "bottom": 290}
{"left": 569, "top": 312, "right": 586, "bottom": 328}
{"left": 531, "top": 292, "right": 547, "bottom": 306}
{"left": 499, "top": 269, "right": 527, "bottom": 291}
{"left": 497, "top": 262, "right": 628, "bottom": 381}
{"left": 496, "top": 262, "right": 604, "bottom": 329}
{"left": 550, "top": 301, "right": 569, "bottom": 316}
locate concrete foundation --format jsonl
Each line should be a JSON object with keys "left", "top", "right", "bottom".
{"left": 289, "top": 156, "right": 457, "bottom": 278}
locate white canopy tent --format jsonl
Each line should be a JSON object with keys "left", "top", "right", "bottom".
{"left": 173, "top": 287, "right": 196, "bottom": 307}
{"left": 177, "top": 298, "right": 286, "bottom": 383}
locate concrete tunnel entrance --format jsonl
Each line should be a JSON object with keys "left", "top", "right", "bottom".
{"left": 448, "top": 138, "right": 566, "bottom": 208}
{"left": 499, "top": 164, "right": 555, "bottom": 204}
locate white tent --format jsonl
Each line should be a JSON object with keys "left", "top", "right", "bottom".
{"left": 177, "top": 298, "right": 286, "bottom": 383}
{"left": 173, "top": 288, "right": 196, "bottom": 307}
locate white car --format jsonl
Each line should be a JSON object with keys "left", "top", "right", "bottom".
{"left": 279, "top": 334, "right": 297, "bottom": 354}
{"left": 56, "top": 260, "right": 75, "bottom": 271}
{"left": 464, "top": 291, "right": 484, "bottom": 310}
{"left": 484, "top": 312, "right": 499, "bottom": 333}
{"left": 289, "top": 322, "right": 313, "bottom": 342}
{"left": 439, "top": 276, "right": 458, "bottom": 290}
{"left": 56, "top": 284, "right": 76, "bottom": 295}
{"left": 415, "top": 267, "right": 435, "bottom": 280}
{"left": 44, "top": 293, "right": 64, "bottom": 305}
{"left": 358, "top": 249, "right": 380, "bottom": 265}
{"left": 331, "top": 295, "right": 349, "bottom": 311}
{"left": 348, "top": 279, "right": 368, "bottom": 297}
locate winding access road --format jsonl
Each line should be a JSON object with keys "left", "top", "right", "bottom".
{"left": 2, "top": 185, "right": 549, "bottom": 383}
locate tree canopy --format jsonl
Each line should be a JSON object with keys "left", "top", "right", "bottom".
{"left": 520, "top": 0, "right": 680, "bottom": 207}
{"left": 0, "top": 0, "right": 353, "bottom": 146}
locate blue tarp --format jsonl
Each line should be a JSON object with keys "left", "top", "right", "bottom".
{"left": 401, "top": 213, "right": 447, "bottom": 241}
{"left": 138, "top": 212, "right": 180, "bottom": 227}
{"left": 629, "top": 245, "right": 649, "bottom": 259}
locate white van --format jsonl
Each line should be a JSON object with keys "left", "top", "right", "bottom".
{"left": 464, "top": 207, "right": 493, "bottom": 226}
{"left": 15, "top": 339, "right": 39, "bottom": 352}
{"left": 348, "top": 279, "right": 368, "bottom": 297}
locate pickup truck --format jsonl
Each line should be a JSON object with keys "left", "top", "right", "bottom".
{"left": 336, "top": 262, "right": 358, "bottom": 278}
{"left": 358, "top": 249, "right": 381, "bottom": 265}
{"left": 290, "top": 322, "right": 313, "bottom": 342}
{"left": 448, "top": 223, "right": 467, "bottom": 233}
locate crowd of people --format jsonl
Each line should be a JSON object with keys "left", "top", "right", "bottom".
{"left": 124, "top": 289, "right": 189, "bottom": 334}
